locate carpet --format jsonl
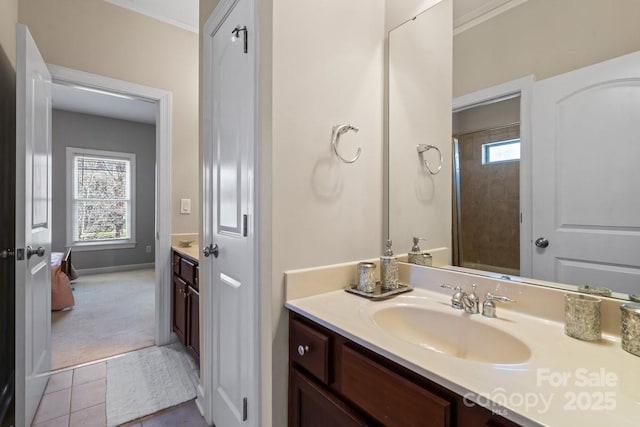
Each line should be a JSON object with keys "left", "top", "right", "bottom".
{"left": 105, "top": 343, "right": 199, "bottom": 427}
{"left": 51, "top": 269, "right": 155, "bottom": 369}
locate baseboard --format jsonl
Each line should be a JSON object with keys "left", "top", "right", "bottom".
{"left": 76, "top": 262, "right": 155, "bottom": 276}
{"left": 195, "top": 384, "right": 206, "bottom": 418}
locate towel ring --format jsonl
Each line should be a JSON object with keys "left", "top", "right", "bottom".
{"left": 416, "top": 144, "right": 443, "bottom": 175}
{"left": 332, "top": 124, "right": 361, "bottom": 164}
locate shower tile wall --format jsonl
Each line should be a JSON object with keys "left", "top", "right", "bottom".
{"left": 457, "top": 124, "right": 519, "bottom": 273}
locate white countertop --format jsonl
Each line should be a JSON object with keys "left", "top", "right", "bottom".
{"left": 286, "top": 286, "right": 640, "bottom": 426}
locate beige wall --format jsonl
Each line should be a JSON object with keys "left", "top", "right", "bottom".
{"left": 0, "top": 0, "right": 18, "bottom": 67}
{"left": 454, "top": 0, "right": 640, "bottom": 97}
{"left": 385, "top": 0, "right": 442, "bottom": 32}
{"left": 270, "top": 1, "right": 385, "bottom": 425}
{"left": 388, "top": 0, "right": 452, "bottom": 256}
{"left": 19, "top": 0, "right": 200, "bottom": 233}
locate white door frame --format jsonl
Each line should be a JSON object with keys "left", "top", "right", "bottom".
{"left": 199, "top": 0, "right": 260, "bottom": 424}
{"left": 47, "top": 65, "right": 173, "bottom": 346}
{"left": 452, "top": 75, "right": 534, "bottom": 277}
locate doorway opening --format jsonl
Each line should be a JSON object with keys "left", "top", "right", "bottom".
{"left": 452, "top": 95, "right": 521, "bottom": 276}
{"left": 43, "top": 65, "right": 171, "bottom": 371}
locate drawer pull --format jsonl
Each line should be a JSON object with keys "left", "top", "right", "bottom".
{"left": 297, "top": 345, "right": 310, "bottom": 356}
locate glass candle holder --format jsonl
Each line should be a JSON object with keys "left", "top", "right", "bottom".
{"left": 564, "top": 294, "right": 601, "bottom": 341}
{"left": 620, "top": 303, "right": 640, "bottom": 357}
{"left": 357, "top": 262, "right": 376, "bottom": 293}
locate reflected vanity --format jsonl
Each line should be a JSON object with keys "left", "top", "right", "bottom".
{"left": 387, "top": 0, "right": 640, "bottom": 301}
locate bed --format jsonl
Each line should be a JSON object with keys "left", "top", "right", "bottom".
{"left": 51, "top": 247, "right": 78, "bottom": 311}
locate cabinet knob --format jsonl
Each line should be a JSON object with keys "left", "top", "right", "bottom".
{"left": 297, "top": 345, "right": 309, "bottom": 356}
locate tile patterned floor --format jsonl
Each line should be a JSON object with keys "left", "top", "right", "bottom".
{"left": 32, "top": 362, "right": 207, "bottom": 427}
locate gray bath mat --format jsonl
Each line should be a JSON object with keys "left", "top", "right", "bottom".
{"left": 106, "top": 343, "right": 199, "bottom": 426}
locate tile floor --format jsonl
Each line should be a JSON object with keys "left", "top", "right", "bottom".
{"left": 31, "top": 362, "right": 207, "bottom": 427}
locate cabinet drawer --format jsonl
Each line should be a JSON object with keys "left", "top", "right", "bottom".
{"left": 341, "top": 345, "right": 451, "bottom": 427}
{"left": 180, "top": 257, "right": 196, "bottom": 286}
{"left": 194, "top": 266, "right": 199, "bottom": 291}
{"left": 290, "top": 318, "right": 330, "bottom": 384}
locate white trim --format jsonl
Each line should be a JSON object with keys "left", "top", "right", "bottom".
{"left": 453, "top": 0, "right": 528, "bottom": 35}
{"left": 71, "top": 242, "right": 137, "bottom": 252}
{"left": 65, "top": 147, "right": 137, "bottom": 249}
{"left": 200, "top": 0, "right": 260, "bottom": 426}
{"left": 452, "top": 75, "right": 534, "bottom": 278}
{"left": 49, "top": 64, "right": 173, "bottom": 347}
{"left": 76, "top": 262, "right": 154, "bottom": 276}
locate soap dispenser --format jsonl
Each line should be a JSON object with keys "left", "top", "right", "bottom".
{"left": 408, "top": 237, "right": 432, "bottom": 266}
{"left": 381, "top": 239, "right": 399, "bottom": 291}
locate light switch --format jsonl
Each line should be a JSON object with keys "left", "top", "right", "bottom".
{"left": 180, "top": 198, "right": 191, "bottom": 214}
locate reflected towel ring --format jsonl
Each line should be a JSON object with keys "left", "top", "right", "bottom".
{"left": 332, "top": 124, "right": 361, "bottom": 163}
{"left": 416, "top": 144, "right": 443, "bottom": 175}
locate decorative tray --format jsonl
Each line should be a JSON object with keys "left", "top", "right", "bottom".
{"left": 345, "top": 282, "right": 413, "bottom": 301}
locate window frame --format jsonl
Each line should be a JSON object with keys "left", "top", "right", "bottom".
{"left": 66, "top": 147, "right": 137, "bottom": 251}
{"left": 481, "top": 138, "right": 521, "bottom": 165}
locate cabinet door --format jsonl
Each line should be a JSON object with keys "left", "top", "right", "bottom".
{"left": 341, "top": 345, "right": 451, "bottom": 427}
{"left": 186, "top": 286, "right": 200, "bottom": 365}
{"left": 172, "top": 275, "right": 188, "bottom": 345}
{"left": 289, "top": 369, "right": 368, "bottom": 427}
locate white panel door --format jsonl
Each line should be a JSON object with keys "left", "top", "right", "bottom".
{"left": 15, "top": 24, "right": 52, "bottom": 426}
{"left": 203, "top": 0, "right": 255, "bottom": 425}
{"left": 532, "top": 51, "right": 640, "bottom": 295}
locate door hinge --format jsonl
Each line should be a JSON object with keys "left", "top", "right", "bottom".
{"left": 242, "top": 397, "right": 248, "bottom": 421}
{"left": 242, "top": 214, "right": 248, "bottom": 237}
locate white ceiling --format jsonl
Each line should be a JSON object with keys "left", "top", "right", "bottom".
{"left": 52, "top": 83, "right": 157, "bottom": 125}
{"left": 105, "top": 0, "right": 199, "bottom": 33}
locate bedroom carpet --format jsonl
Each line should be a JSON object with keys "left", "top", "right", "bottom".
{"left": 106, "top": 343, "right": 199, "bottom": 427}
{"left": 51, "top": 269, "right": 155, "bottom": 370}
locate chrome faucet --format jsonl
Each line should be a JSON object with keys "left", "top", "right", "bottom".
{"left": 482, "top": 293, "right": 515, "bottom": 318}
{"left": 461, "top": 284, "right": 480, "bottom": 314}
{"left": 441, "top": 284, "right": 481, "bottom": 314}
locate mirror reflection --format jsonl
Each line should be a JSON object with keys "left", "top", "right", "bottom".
{"left": 388, "top": 0, "right": 640, "bottom": 299}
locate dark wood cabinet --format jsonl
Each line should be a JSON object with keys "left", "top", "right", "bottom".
{"left": 172, "top": 276, "right": 188, "bottom": 345}
{"left": 172, "top": 250, "right": 200, "bottom": 365}
{"left": 290, "top": 368, "right": 368, "bottom": 427}
{"left": 288, "top": 312, "right": 522, "bottom": 427}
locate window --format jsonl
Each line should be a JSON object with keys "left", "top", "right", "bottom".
{"left": 482, "top": 139, "right": 521, "bottom": 165}
{"left": 67, "top": 148, "right": 136, "bottom": 250}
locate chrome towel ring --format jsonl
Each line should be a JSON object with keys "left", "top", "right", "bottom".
{"left": 332, "top": 124, "right": 361, "bottom": 164}
{"left": 416, "top": 144, "right": 443, "bottom": 175}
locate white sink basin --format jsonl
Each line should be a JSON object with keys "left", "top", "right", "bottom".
{"left": 370, "top": 304, "right": 531, "bottom": 364}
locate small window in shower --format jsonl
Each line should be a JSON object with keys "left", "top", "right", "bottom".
{"left": 482, "top": 138, "right": 520, "bottom": 164}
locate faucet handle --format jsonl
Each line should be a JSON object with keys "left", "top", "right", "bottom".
{"left": 441, "top": 284, "right": 464, "bottom": 310}
{"left": 482, "top": 292, "right": 515, "bottom": 318}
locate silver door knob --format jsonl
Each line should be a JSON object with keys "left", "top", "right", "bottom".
{"left": 0, "top": 249, "right": 15, "bottom": 259}
{"left": 297, "top": 345, "right": 309, "bottom": 356}
{"left": 535, "top": 237, "right": 549, "bottom": 248}
{"left": 26, "top": 245, "right": 45, "bottom": 259}
{"left": 203, "top": 243, "right": 219, "bottom": 258}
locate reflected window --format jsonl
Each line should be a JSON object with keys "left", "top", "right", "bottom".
{"left": 482, "top": 139, "right": 520, "bottom": 164}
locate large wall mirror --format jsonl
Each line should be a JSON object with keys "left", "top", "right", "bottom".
{"left": 388, "top": 0, "right": 640, "bottom": 300}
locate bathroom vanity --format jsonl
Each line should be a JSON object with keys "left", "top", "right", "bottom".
{"left": 172, "top": 249, "right": 200, "bottom": 365}
{"left": 285, "top": 261, "right": 640, "bottom": 427}
{"left": 289, "top": 311, "right": 519, "bottom": 427}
